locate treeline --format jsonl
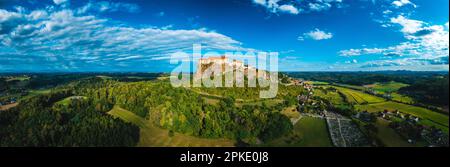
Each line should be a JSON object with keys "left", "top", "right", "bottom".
{"left": 286, "top": 71, "right": 447, "bottom": 85}
{"left": 75, "top": 79, "right": 294, "bottom": 142}
{"left": 0, "top": 73, "right": 164, "bottom": 91}
{"left": 399, "top": 75, "right": 449, "bottom": 106}
{"left": 0, "top": 90, "right": 139, "bottom": 146}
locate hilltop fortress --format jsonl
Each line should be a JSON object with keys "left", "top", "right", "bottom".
{"left": 194, "top": 56, "right": 261, "bottom": 82}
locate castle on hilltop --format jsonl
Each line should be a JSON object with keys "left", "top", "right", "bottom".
{"left": 197, "top": 56, "right": 244, "bottom": 68}
{"left": 194, "top": 55, "right": 268, "bottom": 82}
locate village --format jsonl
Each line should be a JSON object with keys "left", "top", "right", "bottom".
{"left": 287, "top": 76, "right": 448, "bottom": 147}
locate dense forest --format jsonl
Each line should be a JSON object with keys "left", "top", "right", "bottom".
{"left": 399, "top": 75, "right": 449, "bottom": 106}
{"left": 0, "top": 89, "right": 139, "bottom": 146}
{"left": 73, "top": 78, "right": 294, "bottom": 141}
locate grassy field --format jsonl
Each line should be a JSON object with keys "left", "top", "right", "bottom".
{"left": 281, "top": 106, "right": 300, "bottom": 119}
{"left": 375, "top": 118, "right": 423, "bottom": 147}
{"left": 305, "top": 81, "right": 329, "bottom": 85}
{"left": 355, "top": 102, "right": 449, "bottom": 133}
{"left": 335, "top": 86, "right": 385, "bottom": 104}
{"left": 391, "top": 93, "right": 415, "bottom": 104}
{"left": 21, "top": 89, "right": 52, "bottom": 100}
{"left": 365, "top": 81, "right": 409, "bottom": 93}
{"left": 235, "top": 99, "right": 284, "bottom": 107}
{"left": 55, "top": 96, "right": 87, "bottom": 106}
{"left": 5, "top": 76, "right": 30, "bottom": 82}
{"left": 314, "top": 87, "right": 345, "bottom": 105}
{"left": 262, "top": 117, "right": 332, "bottom": 147}
{"left": 108, "top": 106, "right": 235, "bottom": 147}
{"left": 334, "top": 84, "right": 366, "bottom": 91}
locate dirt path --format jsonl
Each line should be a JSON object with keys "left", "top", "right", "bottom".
{"left": 0, "top": 103, "right": 18, "bottom": 111}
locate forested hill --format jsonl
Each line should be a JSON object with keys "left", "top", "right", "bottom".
{"left": 0, "top": 89, "right": 139, "bottom": 146}
{"left": 0, "top": 77, "right": 295, "bottom": 146}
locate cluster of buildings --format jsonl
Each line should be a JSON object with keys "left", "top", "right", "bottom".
{"left": 296, "top": 80, "right": 314, "bottom": 107}
{"left": 378, "top": 110, "right": 420, "bottom": 123}
{"left": 376, "top": 110, "right": 448, "bottom": 146}
{"left": 0, "top": 97, "right": 17, "bottom": 106}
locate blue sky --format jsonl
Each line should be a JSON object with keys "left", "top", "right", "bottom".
{"left": 0, "top": 0, "right": 448, "bottom": 72}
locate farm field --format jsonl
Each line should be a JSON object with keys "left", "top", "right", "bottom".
{"left": 108, "top": 106, "right": 235, "bottom": 147}
{"left": 262, "top": 117, "right": 332, "bottom": 147}
{"left": 335, "top": 86, "right": 385, "bottom": 104}
{"left": 355, "top": 102, "right": 449, "bottom": 133}
{"left": 391, "top": 93, "right": 415, "bottom": 104}
{"left": 364, "top": 81, "right": 409, "bottom": 93}
{"left": 313, "top": 87, "right": 345, "bottom": 105}
{"left": 306, "top": 81, "right": 329, "bottom": 85}
{"left": 334, "top": 84, "right": 366, "bottom": 91}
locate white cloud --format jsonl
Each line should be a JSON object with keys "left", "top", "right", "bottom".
{"left": 382, "top": 10, "right": 392, "bottom": 14}
{"left": 339, "top": 16, "right": 449, "bottom": 68}
{"left": 300, "top": 28, "right": 333, "bottom": 40}
{"left": 53, "top": 0, "right": 68, "bottom": 5}
{"left": 253, "top": 0, "right": 266, "bottom": 6}
{"left": 278, "top": 5, "right": 300, "bottom": 14}
{"left": 392, "top": 0, "right": 416, "bottom": 8}
{"left": 252, "top": 0, "right": 300, "bottom": 15}
{"left": 77, "top": 1, "right": 140, "bottom": 14}
{"left": 115, "top": 56, "right": 142, "bottom": 61}
{"left": 344, "top": 59, "right": 358, "bottom": 64}
{"left": 0, "top": 8, "right": 254, "bottom": 71}
{"left": 309, "top": 2, "right": 331, "bottom": 11}
{"left": 251, "top": 0, "right": 343, "bottom": 15}
{"left": 390, "top": 15, "right": 423, "bottom": 35}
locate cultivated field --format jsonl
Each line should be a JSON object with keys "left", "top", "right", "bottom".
{"left": 364, "top": 81, "right": 409, "bottom": 93}
{"left": 108, "top": 106, "right": 235, "bottom": 147}
{"left": 391, "top": 93, "right": 415, "bottom": 104}
{"left": 335, "top": 86, "right": 385, "bottom": 104}
{"left": 314, "top": 87, "right": 345, "bottom": 105}
{"left": 306, "top": 81, "right": 329, "bottom": 85}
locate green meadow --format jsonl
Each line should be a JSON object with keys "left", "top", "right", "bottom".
{"left": 365, "top": 81, "right": 409, "bottom": 93}
{"left": 335, "top": 86, "right": 385, "bottom": 104}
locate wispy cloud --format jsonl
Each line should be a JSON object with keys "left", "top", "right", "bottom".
{"left": 0, "top": 4, "right": 254, "bottom": 71}
{"left": 339, "top": 15, "right": 449, "bottom": 68}
{"left": 77, "top": 1, "right": 141, "bottom": 14}
{"left": 298, "top": 28, "right": 333, "bottom": 41}
{"left": 392, "top": 0, "right": 416, "bottom": 8}
{"left": 251, "top": 0, "right": 343, "bottom": 15}
{"left": 53, "top": 0, "right": 69, "bottom": 5}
